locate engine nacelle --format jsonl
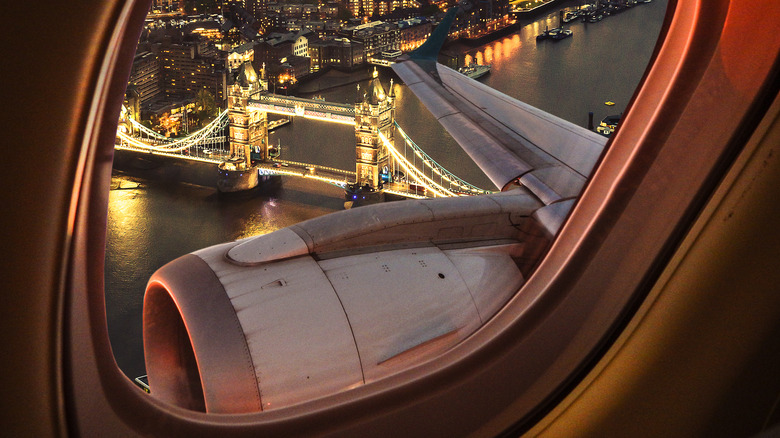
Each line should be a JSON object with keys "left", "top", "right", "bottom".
{"left": 143, "top": 190, "right": 556, "bottom": 413}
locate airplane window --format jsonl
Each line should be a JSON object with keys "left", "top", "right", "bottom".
{"left": 33, "top": 0, "right": 774, "bottom": 436}
{"left": 106, "top": 0, "right": 671, "bottom": 413}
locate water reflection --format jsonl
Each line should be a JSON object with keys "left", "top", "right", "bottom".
{"left": 466, "top": 33, "right": 522, "bottom": 66}
{"left": 105, "top": 172, "right": 345, "bottom": 377}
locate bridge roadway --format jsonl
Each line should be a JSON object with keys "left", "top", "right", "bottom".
{"left": 115, "top": 142, "right": 356, "bottom": 183}
{"left": 258, "top": 159, "right": 355, "bottom": 187}
{"left": 257, "top": 160, "right": 428, "bottom": 198}
{"left": 114, "top": 142, "right": 228, "bottom": 164}
{"left": 115, "top": 143, "right": 432, "bottom": 197}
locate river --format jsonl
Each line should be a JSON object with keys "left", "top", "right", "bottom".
{"left": 106, "top": 0, "right": 669, "bottom": 379}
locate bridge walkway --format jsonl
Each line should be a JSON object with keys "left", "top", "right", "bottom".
{"left": 250, "top": 93, "right": 356, "bottom": 125}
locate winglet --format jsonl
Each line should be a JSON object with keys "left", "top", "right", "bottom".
{"left": 409, "top": 7, "right": 459, "bottom": 61}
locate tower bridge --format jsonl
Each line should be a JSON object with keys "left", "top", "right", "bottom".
{"left": 116, "top": 63, "right": 493, "bottom": 204}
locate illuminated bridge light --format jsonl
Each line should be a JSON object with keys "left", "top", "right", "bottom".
{"left": 118, "top": 97, "right": 490, "bottom": 197}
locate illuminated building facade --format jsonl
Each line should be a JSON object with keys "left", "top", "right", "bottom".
{"left": 449, "top": 0, "right": 511, "bottom": 38}
{"left": 396, "top": 17, "right": 431, "bottom": 52}
{"left": 292, "top": 34, "right": 309, "bottom": 56}
{"left": 347, "top": 0, "right": 419, "bottom": 19}
{"left": 228, "top": 42, "right": 254, "bottom": 69}
{"left": 184, "top": 21, "right": 225, "bottom": 41}
{"left": 341, "top": 21, "right": 398, "bottom": 58}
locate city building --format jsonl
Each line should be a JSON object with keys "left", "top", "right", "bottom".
{"left": 285, "top": 18, "right": 303, "bottom": 32}
{"left": 319, "top": 1, "right": 339, "bottom": 20}
{"left": 292, "top": 32, "right": 309, "bottom": 56}
{"left": 308, "top": 37, "right": 364, "bottom": 70}
{"left": 448, "top": 0, "right": 511, "bottom": 39}
{"left": 396, "top": 17, "right": 431, "bottom": 52}
{"left": 340, "top": 21, "right": 398, "bottom": 58}
{"left": 157, "top": 37, "right": 228, "bottom": 103}
{"left": 301, "top": 4, "right": 319, "bottom": 19}
{"left": 347, "top": 0, "right": 421, "bottom": 19}
{"left": 225, "top": 3, "right": 263, "bottom": 38}
{"left": 254, "top": 35, "right": 293, "bottom": 67}
{"left": 228, "top": 42, "right": 254, "bottom": 69}
{"left": 266, "top": 3, "right": 282, "bottom": 14}
{"left": 323, "top": 20, "right": 340, "bottom": 36}
{"left": 254, "top": 29, "right": 316, "bottom": 69}
{"left": 128, "top": 51, "right": 162, "bottom": 108}
{"left": 301, "top": 20, "right": 326, "bottom": 37}
{"left": 264, "top": 12, "right": 286, "bottom": 31}
{"left": 126, "top": 31, "right": 229, "bottom": 120}
{"left": 282, "top": 2, "right": 303, "bottom": 17}
{"left": 245, "top": 0, "right": 268, "bottom": 23}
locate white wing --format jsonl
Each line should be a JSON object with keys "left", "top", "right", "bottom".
{"left": 392, "top": 8, "right": 606, "bottom": 203}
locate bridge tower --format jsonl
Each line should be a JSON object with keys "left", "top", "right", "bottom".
{"left": 218, "top": 62, "right": 268, "bottom": 192}
{"left": 228, "top": 62, "right": 267, "bottom": 165}
{"left": 354, "top": 69, "right": 395, "bottom": 192}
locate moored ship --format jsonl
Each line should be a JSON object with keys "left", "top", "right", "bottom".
{"left": 458, "top": 62, "right": 492, "bottom": 79}
{"left": 537, "top": 26, "right": 573, "bottom": 41}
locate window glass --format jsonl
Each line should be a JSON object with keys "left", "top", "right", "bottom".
{"left": 106, "top": 0, "right": 668, "bottom": 406}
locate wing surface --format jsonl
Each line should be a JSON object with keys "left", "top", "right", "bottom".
{"left": 392, "top": 9, "right": 607, "bottom": 203}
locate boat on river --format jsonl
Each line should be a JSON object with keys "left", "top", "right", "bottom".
{"left": 596, "top": 114, "right": 621, "bottom": 136}
{"left": 458, "top": 63, "right": 492, "bottom": 79}
{"left": 552, "top": 28, "right": 573, "bottom": 40}
{"left": 536, "top": 26, "right": 557, "bottom": 40}
{"left": 562, "top": 10, "right": 583, "bottom": 22}
{"left": 537, "top": 26, "right": 572, "bottom": 41}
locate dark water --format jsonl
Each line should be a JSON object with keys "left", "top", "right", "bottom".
{"left": 106, "top": 0, "right": 668, "bottom": 379}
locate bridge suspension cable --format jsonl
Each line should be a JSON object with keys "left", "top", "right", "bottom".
{"left": 118, "top": 110, "right": 229, "bottom": 152}
{"left": 388, "top": 122, "right": 494, "bottom": 196}
{"left": 125, "top": 115, "right": 169, "bottom": 140}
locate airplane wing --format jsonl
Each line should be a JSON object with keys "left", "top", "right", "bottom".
{"left": 392, "top": 7, "right": 607, "bottom": 203}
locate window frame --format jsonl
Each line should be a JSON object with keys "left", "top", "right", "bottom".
{"left": 47, "top": 0, "right": 780, "bottom": 436}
